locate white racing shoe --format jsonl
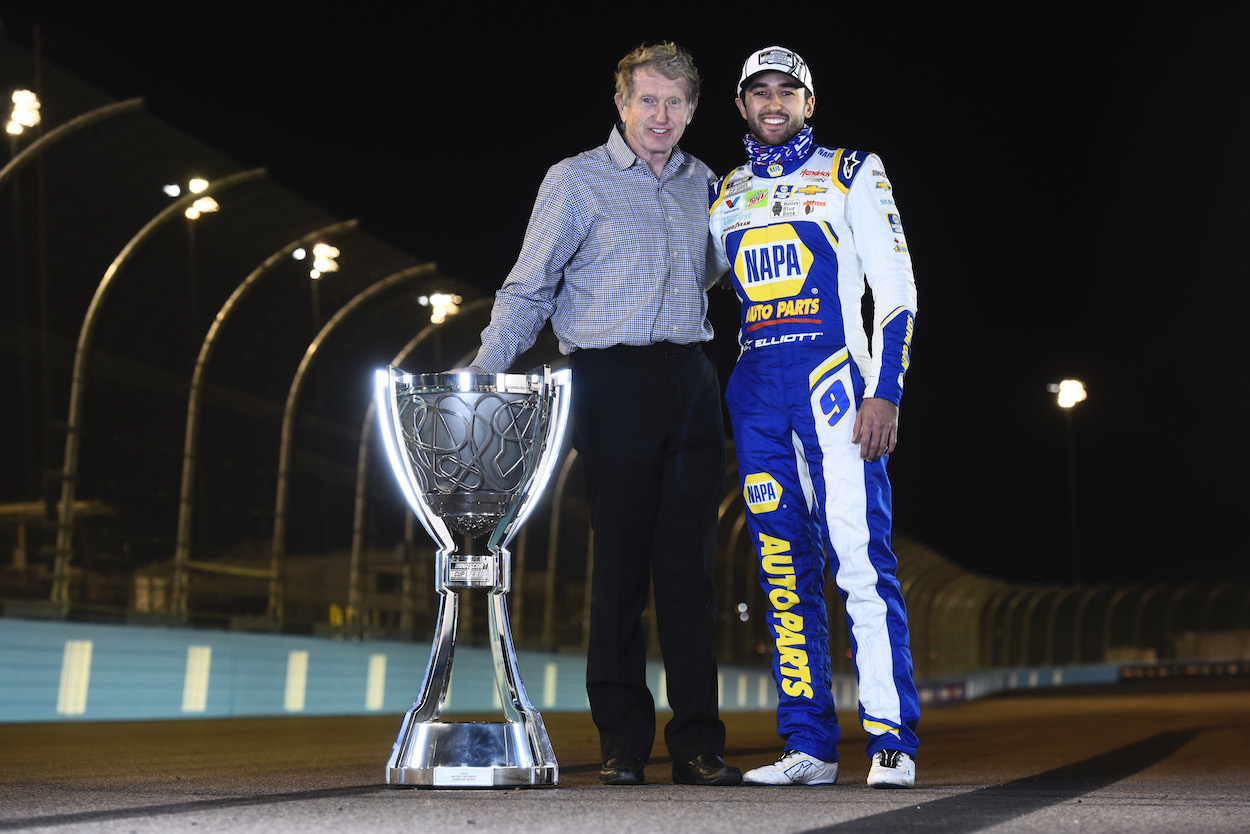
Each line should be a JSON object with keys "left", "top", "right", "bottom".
{"left": 866, "top": 749, "right": 915, "bottom": 788}
{"left": 743, "top": 750, "right": 839, "bottom": 786}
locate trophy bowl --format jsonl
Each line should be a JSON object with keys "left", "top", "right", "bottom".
{"left": 374, "top": 365, "right": 570, "bottom": 788}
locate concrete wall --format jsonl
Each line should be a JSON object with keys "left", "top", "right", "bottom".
{"left": 0, "top": 618, "right": 781, "bottom": 723}
{"left": 6, "top": 618, "right": 1188, "bottom": 725}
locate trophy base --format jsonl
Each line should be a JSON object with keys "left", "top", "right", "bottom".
{"left": 386, "top": 720, "right": 558, "bottom": 788}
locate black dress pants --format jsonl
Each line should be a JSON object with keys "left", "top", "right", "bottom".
{"left": 570, "top": 342, "right": 727, "bottom": 764}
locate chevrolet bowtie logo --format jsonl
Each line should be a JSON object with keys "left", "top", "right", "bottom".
{"left": 792, "top": 185, "right": 827, "bottom": 195}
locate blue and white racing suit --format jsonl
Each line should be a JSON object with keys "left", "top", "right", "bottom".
{"left": 709, "top": 142, "right": 919, "bottom": 761}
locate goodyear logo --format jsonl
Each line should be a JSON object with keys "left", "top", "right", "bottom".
{"left": 743, "top": 473, "right": 782, "bottom": 513}
{"left": 734, "top": 225, "right": 813, "bottom": 302}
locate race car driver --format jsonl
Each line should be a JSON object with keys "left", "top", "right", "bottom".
{"left": 709, "top": 45, "right": 920, "bottom": 788}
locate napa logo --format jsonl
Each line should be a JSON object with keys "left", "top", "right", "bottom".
{"left": 743, "top": 472, "right": 782, "bottom": 513}
{"left": 733, "top": 225, "right": 813, "bottom": 302}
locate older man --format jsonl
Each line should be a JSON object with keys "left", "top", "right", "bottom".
{"left": 463, "top": 42, "right": 739, "bottom": 787}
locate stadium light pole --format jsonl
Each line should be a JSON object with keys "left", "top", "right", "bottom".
{"left": 171, "top": 220, "right": 359, "bottom": 619}
{"left": 345, "top": 297, "right": 489, "bottom": 635}
{"left": 268, "top": 263, "right": 437, "bottom": 624}
{"left": 1047, "top": 379, "right": 1087, "bottom": 584}
{"left": 50, "top": 169, "right": 266, "bottom": 611}
{"left": 294, "top": 241, "right": 342, "bottom": 326}
{"left": 7, "top": 91, "right": 41, "bottom": 514}
{"left": 162, "top": 178, "right": 220, "bottom": 356}
{"left": 1, "top": 96, "right": 147, "bottom": 578}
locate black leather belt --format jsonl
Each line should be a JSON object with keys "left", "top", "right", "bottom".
{"left": 586, "top": 341, "right": 703, "bottom": 359}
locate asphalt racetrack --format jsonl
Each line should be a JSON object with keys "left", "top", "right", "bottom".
{"left": 2, "top": 678, "right": 1247, "bottom": 833}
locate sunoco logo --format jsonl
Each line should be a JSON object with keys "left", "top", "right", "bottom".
{"left": 743, "top": 473, "right": 782, "bottom": 513}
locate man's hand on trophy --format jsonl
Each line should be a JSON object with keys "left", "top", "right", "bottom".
{"left": 447, "top": 365, "right": 487, "bottom": 374}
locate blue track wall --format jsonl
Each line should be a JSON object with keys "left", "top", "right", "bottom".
{"left": 1, "top": 619, "right": 1134, "bottom": 724}
{"left": 0, "top": 619, "right": 782, "bottom": 722}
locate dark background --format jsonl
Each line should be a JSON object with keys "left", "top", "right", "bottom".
{"left": 2, "top": 4, "right": 1243, "bottom": 586}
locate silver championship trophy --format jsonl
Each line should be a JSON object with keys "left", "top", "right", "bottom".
{"left": 374, "top": 365, "right": 571, "bottom": 787}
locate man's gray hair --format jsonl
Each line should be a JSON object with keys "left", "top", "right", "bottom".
{"left": 615, "top": 42, "right": 702, "bottom": 104}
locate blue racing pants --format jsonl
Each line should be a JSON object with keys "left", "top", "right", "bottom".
{"left": 726, "top": 342, "right": 919, "bottom": 761}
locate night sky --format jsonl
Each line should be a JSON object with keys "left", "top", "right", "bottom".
{"left": 3, "top": 5, "right": 1242, "bottom": 586}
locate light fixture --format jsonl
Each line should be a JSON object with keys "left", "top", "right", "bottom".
{"left": 6, "top": 89, "right": 40, "bottom": 135}
{"left": 164, "top": 178, "right": 217, "bottom": 217}
{"left": 1046, "top": 379, "right": 1086, "bottom": 409}
{"left": 419, "top": 292, "right": 462, "bottom": 323}
{"left": 308, "top": 242, "right": 340, "bottom": 280}
{"left": 185, "top": 196, "right": 219, "bottom": 220}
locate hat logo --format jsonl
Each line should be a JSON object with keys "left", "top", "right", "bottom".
{"left": 759, "top": 49, "right": 797, "bottom": 70}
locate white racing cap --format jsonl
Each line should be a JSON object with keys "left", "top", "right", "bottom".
{"left": 737, "top": 46, "right": 814, "bottom": 97}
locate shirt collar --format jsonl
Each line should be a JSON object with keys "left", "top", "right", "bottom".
{"left": 608, "top": 123, "right": 687, "bottom": 175}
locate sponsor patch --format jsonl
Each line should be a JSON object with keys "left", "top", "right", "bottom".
{"left": 745, "top": 188, "right": 769, "bottom": 210}
{"left": 743, "top": 473, "right": 782, "bottom": 513}
{"left": 726, "top": 174, "right": 753, "bottom": 196}
{"left": 759, "top": 533, "right": 813, "bottom": 700}
{"left": 743, "top": 297, "right": 821, "bottom": 330}
{"left": 841, "top": 151, "right": 862, "bottom": 180}
{"left": 734, "top": 225, "right": 812, "bottom": 301}
{"left": 770, "top": 200, "right": 803, "bottom": 218}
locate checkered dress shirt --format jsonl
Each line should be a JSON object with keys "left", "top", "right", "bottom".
{"left": 473, "top": 126, "right": 720, "bottom": 372}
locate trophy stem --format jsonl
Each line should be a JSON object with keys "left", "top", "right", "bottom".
{"left": 410, "top": 580, "right": 459, "bottom": 723}
{"left": 487, "top": 554, "right": 557, "bottom": 779}
{"left": 385, "top": 548, "right": 558, "bottom": 787}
